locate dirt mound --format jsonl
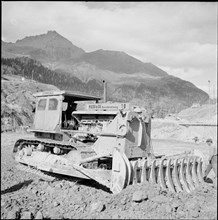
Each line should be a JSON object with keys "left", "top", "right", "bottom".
{"left": 2, "top": 178, "right": 217, "bottom": 219}
{"left": 178, "top": 104, "right": 217, "bottom": 123}
{"left": 1, "top": 75, "right": 59, "bottom": 131}
{"left": 1, "top": 133, "right": 217, "bottom": 219}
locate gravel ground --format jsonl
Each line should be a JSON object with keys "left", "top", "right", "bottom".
{"left": 1, "top": 132, "right": 217, "bottom": 219}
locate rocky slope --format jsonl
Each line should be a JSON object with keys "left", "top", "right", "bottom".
{"left": 1, "top": 75, "right": 60, "bottom": 131}
{"left": 178, "top": 104, "right": 217, "bottom": 123}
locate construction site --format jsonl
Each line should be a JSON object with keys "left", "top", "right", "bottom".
{"left": 1, "top": 78, "right": 217, "bottom": 219}
{"left": 2, "top": 1, "right": 218, "bottom": 218}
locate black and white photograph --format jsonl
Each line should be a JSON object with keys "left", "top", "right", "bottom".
{"left": 1, "top": 2, "right": 217, "bottom": 219}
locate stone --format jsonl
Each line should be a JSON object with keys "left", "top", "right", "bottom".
{"left": 176, "top": 206, "right": 186, "bottom": 217}
{"left": 74, "top": 204, "right": 80, "bottom": 210}
{"left": 158, "top": 205, "right": 166, "bottom": 213}
{"left": 42, "top": 182, "right": 49, "bottom": 188}
{"left": 90, "top": 202, "right": 105, "bottom": 213}
{"left": 111, "top": 203, "right": 117, "bottom": 209}
{"left": 26, "top": 186, "right": 32, "bottom": 192}
{"left": 1, "top": 200, "right": 6, "bottom": 207}
{"left": 35, "top": 211, "right": 43, "bottom": 219}
{"left": 185, "top": 200, "right": 200, "bottom": 211}
{"left": 50, "top": 211, "right": 63, "bottom": 219}
{"left": 177, "top": 210, "right": 186, "bottom": 217}
{"left": 196, "top": 196, "right": 206, "bottom": 205}
{"left": 20, "top": 211, "right": 32, "bottom": 219}
{"left": 53, "top": 201, "right": 60, "bottom": 207}
{"left": 6, "top": 208, "right": 20, "bottom": 219}
{"left": 111, "top": 213, "right": 119, "bottom": 219}
{"left": 46, "top": 185, "right": 55, "bottom": 194}
{"left": 40, "top": 190, "right": 45, "bottom": 195}
{"left": 203, "top": 188, "right": 209, "bottom": 193}
{"left": 55, "top": 182, "right": 63, "bottom": 188}
{"left": 132, "top": 190, "right": 148, "bottom": 203}
{"left": 189, "top": 209, "right": 199, "bottom": 218}
{"left": 171, "top": 200, "right": 181, "bottom": 208}
{"left": 213, "top": 178, "right": 217, "bottom": 189}
{"left": 63, "top": 213, "right": 72, "bottom": 219}
{"left": 120, "top": 196, "right": 128, "bottom": 205}
{"left": 132, "top": 201, "right": 138, "bottom": 207}
{"left": 41, "top": 196, "right": 46, "bottom": 201}
{"left": 32, "top": 189, "right": 38, "bottom": 195}
{"left": 150, "top": 195, "right": 168, "bottom": 204}
{"left": 165, "top": 204, "right": 172, "bottom": 214}
{"left": 6, "top": 210, "right": 17, "bottom": 219}
{"left": 34, "top": 179, "right": 41, "bottom": 184}
{"left": 151, "top": 202, "right": 158, "bottom": 209}
{"left": 80, "top": 202, "right": 87, "bottom": 212}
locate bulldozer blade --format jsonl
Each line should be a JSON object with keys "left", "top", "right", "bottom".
{"left": 117, "top": 153, "right": 205, "bottom": 194}
{"left": 186, "top": 157, "right": 195, "bottom": 191}
{"left": 131, "top": 160, "right": 140, "bottom": 185}
{"left": 172, "top": 158, "right": 183, "bottom": 192}
{"left": 158, "top": 158, "right": 167, "bottom": 190}
{"left": 150, "top": 160, "right": 157, "bottom": 184}
{"left": 110, "top": 150, "right": 128, "bottom": 194}
{"left": 179, "top": 158, "right": 191, "bottom": 193}
{"left": 197, "top": 157, "right": 204, "bottom": 182}
{"left": 192, "top": 157, "right": 200, "bottom": 186}
{"left": 140, "top": 159, "right": 148, "bottom": 183}
{"left": 122, "top": 153, "right": 132, "bottom": 186}
{"left": 72, "top": 163, "right": 112, "bottom": 189}
{"left": 166, "top": 159, "right": 176, "bottom": 193}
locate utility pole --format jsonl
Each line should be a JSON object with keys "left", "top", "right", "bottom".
{"left": 208, "top": 80, "right": 211, "bottom": 120}
{"left": 32, "top": 70, "right": 34, "bottom": 81}
{"left": 213, "top": 86, "right": 215, "bottom": 101}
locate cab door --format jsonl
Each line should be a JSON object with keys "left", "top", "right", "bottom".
{"left": 34, "top": 97, "right": 47, "bottom": 130}
{"left": 43, "top": 96, "right": 62, "bottom": 131}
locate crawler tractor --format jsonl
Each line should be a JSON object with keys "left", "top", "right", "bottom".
{"left": 13, "top": 90, "right": 205, "bottom": 194}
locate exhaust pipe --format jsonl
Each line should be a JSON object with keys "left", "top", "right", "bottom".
{"left": 103, "top": 80, "right": 107, "bottom": 103}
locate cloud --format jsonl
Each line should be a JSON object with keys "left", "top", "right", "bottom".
{"left": 2, "top": 2, "right": 217, "bottom": 93}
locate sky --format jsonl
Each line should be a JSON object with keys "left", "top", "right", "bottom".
{"left": 2, "top": 2, "right": 217, "bottom": 98}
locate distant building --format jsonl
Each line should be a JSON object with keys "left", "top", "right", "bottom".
{"left": 191, "top": 103, "right": 201, "bottom": 108}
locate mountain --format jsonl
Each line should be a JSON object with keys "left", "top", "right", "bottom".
{"left": 2, "top": 31, "right": 85, "bottom": 62}
{"left": 1, "top": 31, "right": 209, "bottom": 117}
{"left": 74, "top": 49, "right": 168, "bottom": 76}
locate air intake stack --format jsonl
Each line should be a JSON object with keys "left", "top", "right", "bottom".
{"left": 103, "top": 80, "right": 107, "bottom": 103}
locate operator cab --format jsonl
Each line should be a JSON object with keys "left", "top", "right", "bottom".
{"left": 31, "top": 90, "right": 101, "bottom": 133}
{"left": 30, "top": 90, "right": 131, "bottom": 142}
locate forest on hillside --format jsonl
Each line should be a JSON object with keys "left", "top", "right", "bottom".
{"left": 1, "top": 57, "right": 211, "bottom": 119}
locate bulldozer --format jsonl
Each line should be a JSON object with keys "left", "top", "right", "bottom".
{"left": 13, "top": 90, "right": 205, "bottom": 194}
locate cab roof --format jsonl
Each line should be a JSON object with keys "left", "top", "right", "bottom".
{"left": 33, "top": 90, "right": 102, "bottom": 101}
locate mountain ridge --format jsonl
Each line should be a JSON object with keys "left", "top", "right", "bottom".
{"left": 1, "top": 31, "right": 209, "bottom": 116}
{"left": 3, "top": 31, "right": 85, "bottom": 62}
{"left": 2, "top": 31, "right": 167, "bottom": 77}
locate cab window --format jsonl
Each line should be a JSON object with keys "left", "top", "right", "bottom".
{"left": 48, "top": 98, "right": 58, "bottom": 110}
{"left": 37, "top": 99, "right": 47, "bottom": 111}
